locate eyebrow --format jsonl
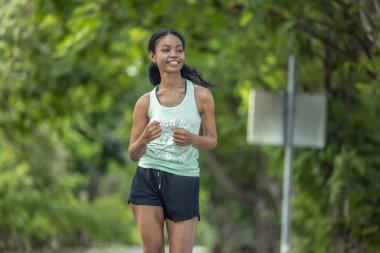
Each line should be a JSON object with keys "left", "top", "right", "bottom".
{"left": 160, "top": 44, "right": 183, "bottom": 48}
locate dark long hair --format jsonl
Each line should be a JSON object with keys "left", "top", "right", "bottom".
{"left": 147, "top": 28, "right": 214, "bottom": 88}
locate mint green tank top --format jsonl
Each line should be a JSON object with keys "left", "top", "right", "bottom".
{"left": 138, "top": 79, "right": 202, "bottom": 177}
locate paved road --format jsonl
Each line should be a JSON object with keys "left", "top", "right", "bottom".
{"left": 86, "top": 246, "right": 206, "bottom": 253}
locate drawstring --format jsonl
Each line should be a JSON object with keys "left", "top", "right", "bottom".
{"left": 157, "top": 171, "right": 164, "bottom": 189}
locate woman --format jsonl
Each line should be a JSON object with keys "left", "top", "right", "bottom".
{"left": 128, "top": 28, "right": 217, "bottom": 253}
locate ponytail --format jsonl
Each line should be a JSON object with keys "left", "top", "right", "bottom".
{"left": 180, "top": 64, "right": 214, "bottom": 88}
{"left": 148, "top": 63, "right": 161, "bottom": 86}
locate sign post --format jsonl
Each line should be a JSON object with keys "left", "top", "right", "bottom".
{"left": 247, "top": 56, "right": 327, "bottom": 253}
{"left": 280, "top": 55, "right": 296, "bottom": 253}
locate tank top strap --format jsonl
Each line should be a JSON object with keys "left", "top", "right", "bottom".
{"left": 183, "top": 79, "right": 199, "bottom": 115}
{"left": 148, "top": 86, "right": 159, "bottom": 118}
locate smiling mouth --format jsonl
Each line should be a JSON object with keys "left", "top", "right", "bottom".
{"left": 167, "top": 61, "right": 180, "bottom": 66}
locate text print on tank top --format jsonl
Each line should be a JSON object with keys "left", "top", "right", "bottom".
{"left": 138, "top": 79, "right": 202, "bottom": 177}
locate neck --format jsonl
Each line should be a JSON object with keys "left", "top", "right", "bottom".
{"left": 159, "top": 73, "right": 184, "bottom": 89}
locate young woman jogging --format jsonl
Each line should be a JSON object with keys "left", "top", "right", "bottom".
{"left": 128, "top": 28, "right": 217, "bottom": 253}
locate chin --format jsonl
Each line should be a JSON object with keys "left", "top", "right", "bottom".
{"left": 165, "top": 67, "right": 183, "bottom": 73}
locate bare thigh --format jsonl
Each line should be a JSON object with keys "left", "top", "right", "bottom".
{"left": 166, "top": 217, "right": 198, "bottom": 253}
{"left": 131, "top": 204, "right": 165, "bottom": 253}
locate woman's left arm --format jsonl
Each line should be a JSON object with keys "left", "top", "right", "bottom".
{"left": 173, "top": 86, "right": 217, "bottom": 150}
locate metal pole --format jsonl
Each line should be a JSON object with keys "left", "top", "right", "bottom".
{"left": 280, "top": 55, "right": 296, "bottom": 253}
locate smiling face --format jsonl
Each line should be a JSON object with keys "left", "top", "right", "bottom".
{"left": 150, "top": 34, "right": 185, "bottom": 74}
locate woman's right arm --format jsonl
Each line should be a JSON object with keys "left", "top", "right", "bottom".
{"left": 128, "top": 93, "right": 161, "bottom": 161}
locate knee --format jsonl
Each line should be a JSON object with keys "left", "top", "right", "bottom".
{"left": 142, "top": 245, "right": 165, "bottom": 253}
{"left": 139, "top": 228, "right": 165, "bottom": 253}
{"left": 141, "top": 238, "right": 164, "bottom": 253}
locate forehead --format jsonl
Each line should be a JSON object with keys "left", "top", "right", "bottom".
{"left": 156, "top": 34, "right": 183, "bottom": 47}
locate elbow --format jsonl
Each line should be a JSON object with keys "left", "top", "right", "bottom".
{"left": 128, "top": 148, "right": 140, "bottom": 162}
{"left": 129, "top": 155, "right": 140, "bottom": 162}
{"left": 212, "top": 139, "right": 218, "bottom": 150}
{"left": 209, "top": 138, "right": 217, "bottom": 150}
{"left": 130, "top": 156, "right": 140, "bottom": 162}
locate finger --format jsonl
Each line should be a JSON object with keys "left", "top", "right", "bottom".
{"left": 147, "top": 122, "right": 160, "bottom": 130}
{"left": 175, "top": 141, "right": 185, "bottom": 146}
{"left": 172, "top": 128, "right": 182, "bottom": 134}
{"left": 173, "top": 134, "right": 183, "bottom": 140}
{"left": 150, "top": 125, "right": 161, "bottom": 132}
{"left": 149, "top": 122, "right": 160, "bottom": 128}
{"left": 174, "top": 129, "right": 185, "bottom": 136}
{"left": 150, "top": 120, "right": 160, "bottom": 124}
{"left": 173, "top": 139, "right": 181, "bottom": 145}
{"left": 151, "top": 129, "right": 162, "bottom": 136}
{"left": 150, "top": 132, "right": 161, "bottom": 140}
{"left": 151, "top": 134, "right": 161, "bottom": 141}
{"left": 150, "top": 125, "right": 161, "bottom": 133}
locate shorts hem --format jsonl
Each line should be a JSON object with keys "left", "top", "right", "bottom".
{"left": 166, "top": 214, "right": 201, "bottom": 222}
{"left": 128, "top": 199, "right": 163, "bottom": 207}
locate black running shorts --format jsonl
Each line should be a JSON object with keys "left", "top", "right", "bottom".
{"left": 128, "top": 166, "right": 200, "bottom": 221}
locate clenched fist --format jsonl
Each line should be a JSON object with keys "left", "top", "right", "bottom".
{"left": 141, "top": 120, "right": 162, "bottom": 143}
{"left": 172, "top": 128, "right": 194, "bottom": 146}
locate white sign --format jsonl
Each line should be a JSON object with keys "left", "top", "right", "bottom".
{"left": 247, "top": 89, "right": 327, "bottom": 148}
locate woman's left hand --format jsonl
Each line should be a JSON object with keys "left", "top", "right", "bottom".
{"left": 172, "top": 128, "right": 194, "bottom": 146}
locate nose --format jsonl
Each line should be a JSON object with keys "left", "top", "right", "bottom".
{"left": 169, "top": 49, "right": 177, "bottom": 57}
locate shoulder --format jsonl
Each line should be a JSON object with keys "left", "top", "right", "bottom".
{"left": 134, "top": 92, "right": 151, "bottom": 111}
{"left": 193, "top": 84, "right": 214, "bottom": 103}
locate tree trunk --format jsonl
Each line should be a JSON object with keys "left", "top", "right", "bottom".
{"left": 206, "top": 153, "right": 280, "bottom": 253}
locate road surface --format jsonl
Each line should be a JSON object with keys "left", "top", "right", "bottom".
{"left": 86, "top": 246, "right": 206, "bottom": 253}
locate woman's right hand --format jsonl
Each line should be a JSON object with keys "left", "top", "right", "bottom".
{"left": 139, "top": 120, "right": 162, "bottom": 144}
{"left": 129, "top": 94, "right": 161, "bottom": 161}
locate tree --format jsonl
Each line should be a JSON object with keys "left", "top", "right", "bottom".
{"left": 0, "top": 0, "right": 379, "bottom": 252}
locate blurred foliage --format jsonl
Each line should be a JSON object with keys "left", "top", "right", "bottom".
{"left": 0, "top": 0, "right": 379, "bottom": 252}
